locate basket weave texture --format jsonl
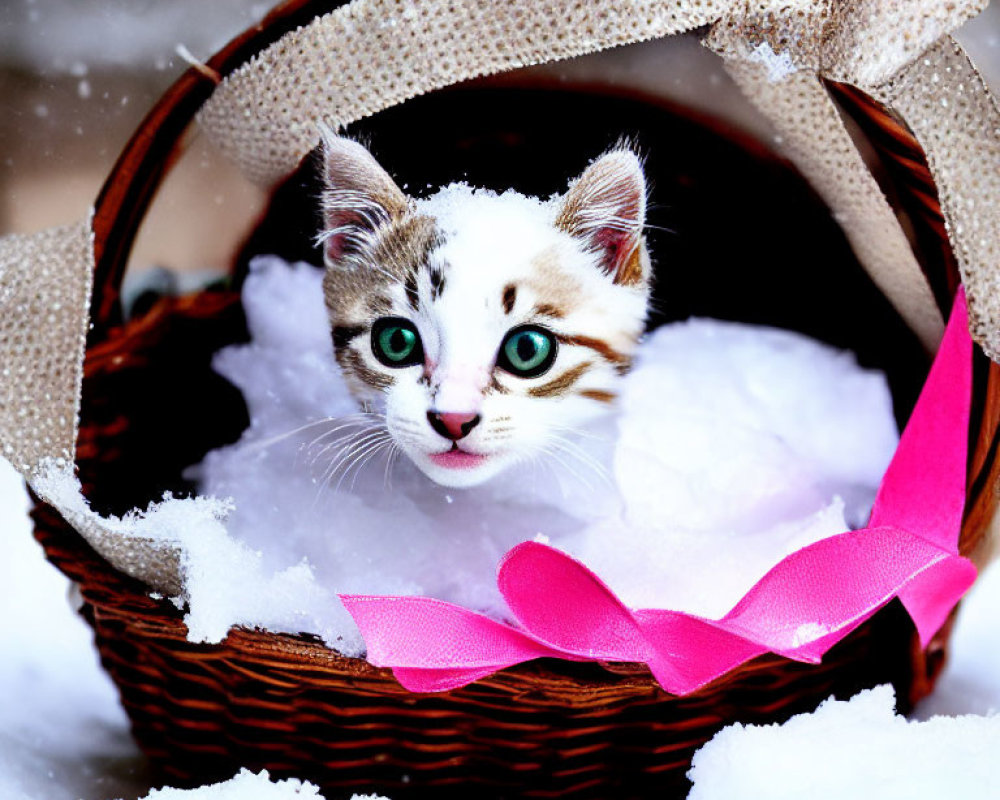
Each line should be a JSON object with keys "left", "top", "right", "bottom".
{"left": 30, "top": 3, "right": 1000, "bottom": 797}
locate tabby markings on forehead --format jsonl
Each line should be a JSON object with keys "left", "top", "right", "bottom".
{"left": 502, "top": 284, "right": 517, "bottom": 315}
{"left": 368, "top": 294, "right": 393, "bottom": 316}
{"left": 527, "top": 247, "right": 583, "bottom": 314}
{"left": 429, "top": 267, "right": 447, "bottom": 301}
{"left": 528, "top": 361, "right": 593, "bottom": 398}
{"left": 533, "top": 302, "right": 565, "bottom": 319}
{"left": 367, "top": 213, "right": 444, "bottom": 283}
{"left": 404, "top": 270, "right": 419, "bottom": 310}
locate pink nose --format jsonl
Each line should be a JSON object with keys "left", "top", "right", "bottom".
{"left": 427, "top": 411, "right": 481, "bottom": 441}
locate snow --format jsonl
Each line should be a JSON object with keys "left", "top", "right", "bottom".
{"left": 914, "top": 559, "right": 1000, "bottom": 719}
{"left": 129, "top": 768, "right": 384, "bottom": 800}
{"left": 687, "top": 685, "right": 1000, "bottom": 799}
{"left": 575, "top": 317, "right": 896, "bottom": 612}
{"left": 0, "top": 459, "right": 148, "bottom": 800}
{"left": 746, "top": 41, "right": 798, "bottom": 83}
{"left": 177, "top": 254, "right": 899, "bottom": 651}
{"left": 32, "top": 463, "right": 351, "bottom": 650}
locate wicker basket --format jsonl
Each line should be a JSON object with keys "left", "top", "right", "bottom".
{"left": 31, "top": 2, "right": 1000, "bottom": 798}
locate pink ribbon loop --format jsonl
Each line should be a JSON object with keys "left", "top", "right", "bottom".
{"left": 342, "top": 291, "right": 976, "bottom": 695}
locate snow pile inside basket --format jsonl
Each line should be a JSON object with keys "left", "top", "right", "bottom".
{"left": 178, "top": 256, "right": 892, "bottom": 644}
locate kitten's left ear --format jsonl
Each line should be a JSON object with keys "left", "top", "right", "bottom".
{"left": 555, "top": 148, "right": 648, "bottom": 286}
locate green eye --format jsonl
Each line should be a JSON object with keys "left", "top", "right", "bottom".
{"left": 498, "top": 326, "right": 557, "bottom": 378}
{"left": 371, "top": 317, "right": 423, "bottom": 367}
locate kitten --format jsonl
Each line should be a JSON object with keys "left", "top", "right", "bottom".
{"left": 320, "top": 132, "right": 652, "bottom": 488}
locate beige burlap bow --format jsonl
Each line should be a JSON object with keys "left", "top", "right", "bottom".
{"left": 0, "top": 0, "right": 996, "bottom": 592}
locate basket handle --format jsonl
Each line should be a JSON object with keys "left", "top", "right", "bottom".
{"left": 88, "top": 0, "right": 348, "bottom": 341}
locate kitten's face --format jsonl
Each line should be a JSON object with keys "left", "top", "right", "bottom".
{"left": 320, "top": 135, "right": 652, "bottom": 488}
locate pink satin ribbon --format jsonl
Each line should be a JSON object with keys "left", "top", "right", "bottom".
{"left": 341, "top": 292, "right": 976, "bottom": 694}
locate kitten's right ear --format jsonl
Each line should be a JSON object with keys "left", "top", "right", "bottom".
{"left": 319, "top": 128, "right": 409, "bottom": 266}
{"left": 555, "top": 147, "right": 648, "bottom": 286}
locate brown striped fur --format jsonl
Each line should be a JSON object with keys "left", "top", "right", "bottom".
{"left": 580, "top": 389, "right": 618, "bottom": 404}
{"left": 556, "top": 334, "right": 632, "bottom": 369}
{"left": 529, "top": 361, "right": 594, "bottom": 398}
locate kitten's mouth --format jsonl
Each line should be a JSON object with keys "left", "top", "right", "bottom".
{"left": 428, "top": 444, "right": 488, "bottom": 470}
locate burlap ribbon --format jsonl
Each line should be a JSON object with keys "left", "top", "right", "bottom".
{"left": 0, "top": 0, "right": 996, "bottom": 594}
{"left": 0, "top": 218, "right": 92, "bottom": 476}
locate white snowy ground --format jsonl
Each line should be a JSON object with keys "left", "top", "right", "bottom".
{"left": 0, "top": 460, "right": 148, "bottom": 800}
{"left": 2, "top": 453, "right": 1000, "bottom": 798}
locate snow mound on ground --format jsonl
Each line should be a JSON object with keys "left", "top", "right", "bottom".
{"left": 688, "top": 685, "right": 1000, "bottom": 799}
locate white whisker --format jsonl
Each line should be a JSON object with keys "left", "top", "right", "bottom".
{"left": 552, "top": 434, "right": 611, "bottom": 482}
{"left": 383, "top": 442, "right": 401, "bottom": 490}
{"left": 346, "top": 439, "right": 393, "bottom": 492}
{"left": 537, "top": 441, "right": 597, "bottom": 493}
{"left": 538, "top": 430, "right": 613, "bottom": 493}
{"left": 305, "top": 425, "right": 384, "bottom": 467}
{"left": 334, "top": 435, "right": 393, "bottom": 494}
{"left": 241, "top": 413, "right": 372, "bottom": 454}
{"left": 319, "top": 430, "right": 390, "bottom": 482}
